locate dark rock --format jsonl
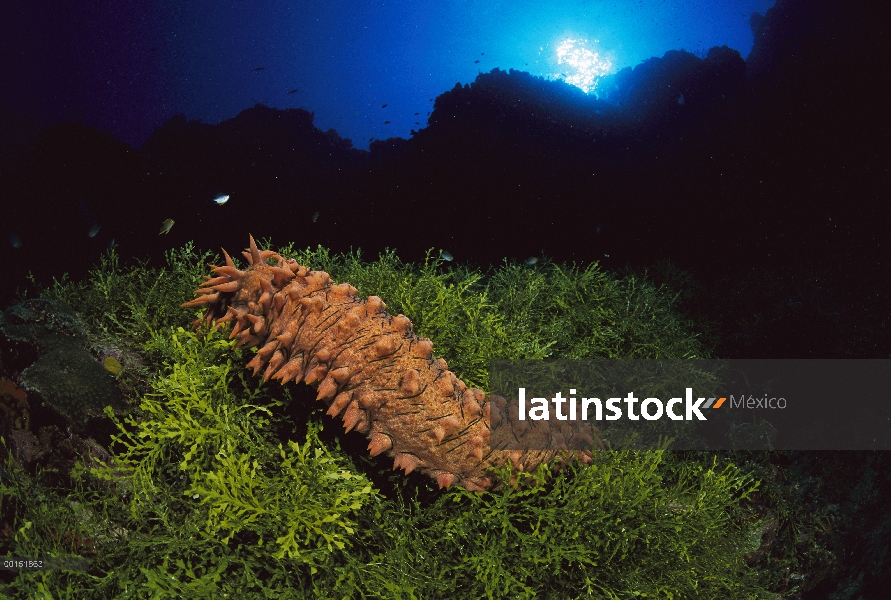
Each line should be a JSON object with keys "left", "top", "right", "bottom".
{"left": 0, "top": 298, "right": 131, "bottom": 485}
{"left": 18, "top": 336, "right": 129, "bottom": 437}
{"left": 0, "top": 298, "right": 87, "bottom": 372}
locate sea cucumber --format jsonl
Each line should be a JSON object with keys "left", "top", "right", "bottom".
{"left": 183, "top": 236, "right": 595, "bottom": 490}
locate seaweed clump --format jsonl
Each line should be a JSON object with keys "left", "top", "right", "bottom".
{"left": 0, "top": 240, "right": 786, "bottom": 598}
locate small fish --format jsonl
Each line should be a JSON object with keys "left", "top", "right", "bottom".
{"left": 312, "top": 210, "right": 320, "bottom": 223}
{"left": 213, "top": 194, "right": 230, "bottom": 205}
{"left": 384, "top": 120, "right": 390, "bottom": 124}
{"left": 440, "top": 250, "right": 454, "bottom": 262}
{"left": 108, "top": 238, "right": 116, "bottom": 250}
{"left": 159, "top": 218, "right": 174, "bottom": 235}
{"left": 381, "top": 104, "right": 387, "bottom": 108}
{"left": 678, "top": 94, "right": 685, "bottom": 105}
{"left": 87, "top": 223, "right": 101, "bottom": 238}
{"left": 414, "top": 112, "right": 420, "bottom": 115}
{"left": 524, "top": 257, "right": 539, "bottom": 266}
{"left": 596, "top": 223, "right": 602, "bottom": 234}
{"left": 481, "top": 52, "right": 484, "bottom": 55}
{"left": 415, "top": 122, "right": 420, "bottom": 125}
{"left": 103, "top": 356, "right": 123, "bottom": 376}
{"left": 287, "top": 88, "right": 298, "bottom": 94}
{"left": 254, "top": 66, "right": 265, "bottom": 71}
{"left": 9, "top": 233, "right": 22, "bottom": 249}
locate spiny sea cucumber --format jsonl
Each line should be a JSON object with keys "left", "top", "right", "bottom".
{"left": 183, "top": 236, "right": 595, "bottom": 490}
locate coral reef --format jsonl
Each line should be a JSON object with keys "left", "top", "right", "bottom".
{"left": 183, "top": 236, "right": 596, "bottom": 490}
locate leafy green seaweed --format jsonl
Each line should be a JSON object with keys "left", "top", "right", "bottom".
{"left": 1, "top": 241, "right": 780, "bottom": 598}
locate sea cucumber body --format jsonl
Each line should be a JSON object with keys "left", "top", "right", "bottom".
{"left": 183, "top": 236, "right": 593, "bottom": 490}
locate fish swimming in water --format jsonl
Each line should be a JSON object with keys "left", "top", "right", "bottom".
{"left": 159, "top": 219, "right": 175, "bottom": 235}
{"left": 78, "top": 201, "right": 102, "bottom": 239}
{"left": 381, "top": 104, "right": 387, "bottom": 108}
{"left": 474, "top": 60, "right": 480, "bottom": 64}
{"left": 524, "top": 256, "right": 539, "bottom": 266}
{"left": 440, "top": 250, "right": 454, "bottom": 262}
{"left": 678, "top": 94, "right": 685, "bottom": 105}
{"left": 384, "top": 120, "right": 390, "bottom": 124}
{"left": 312, "top": 211, "right": 320, "bottom": 223}
{"left": 213, "top": 194, "right": 230, "bottom": 205}
{"left": 287, "top": 88, "right": 298, "bottom": 94}
{"left": 8, "top": 233, "right": 22, "bottom": 249}
{"left": 254, "top": 66, "right": 265, "bottom": 71}
{"left": 414, "top": 112, "right": 420, "bottom": 115}
{"left": 103, "top": 356, "right": 123, "bottom": 376}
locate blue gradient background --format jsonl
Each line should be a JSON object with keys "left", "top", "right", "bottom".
{"left": 2, "top": 0, "right": 773, "bottom": 149}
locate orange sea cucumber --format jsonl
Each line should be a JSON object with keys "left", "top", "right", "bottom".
{"left": 183, "top": 236, "right": 595, "bottom": 490}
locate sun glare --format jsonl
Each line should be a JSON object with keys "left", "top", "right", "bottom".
{"left": 555, "top": 38, "right": 612, "bottom": 93}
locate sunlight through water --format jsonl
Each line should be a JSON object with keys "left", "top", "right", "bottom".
{"left": 555, "top": 38, "right": 613, "bottom": 93}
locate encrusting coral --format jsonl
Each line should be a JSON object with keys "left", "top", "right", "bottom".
{"left": 183, "top": 236, "right": 596, "bottom": 491}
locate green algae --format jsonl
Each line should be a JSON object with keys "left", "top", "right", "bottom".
{"left": 0, "top": 241, "right": 781, "bottom": 598}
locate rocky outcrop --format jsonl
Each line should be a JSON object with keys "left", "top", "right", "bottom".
{"left": 0, "top": 298, "right": 129, "bottom": 485}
